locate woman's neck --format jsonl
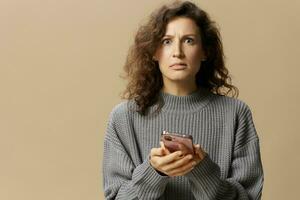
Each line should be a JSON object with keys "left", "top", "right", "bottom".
{"left": 161, "top": 83, "right": 198, "bottom": 96}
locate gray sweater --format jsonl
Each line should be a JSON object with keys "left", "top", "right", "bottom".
{"left": 102, "top": 88, "right": 264, "bottom": 200}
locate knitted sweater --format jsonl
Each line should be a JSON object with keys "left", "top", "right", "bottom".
{"left": 102, "top": 88, "right": 264, "bottom": 200}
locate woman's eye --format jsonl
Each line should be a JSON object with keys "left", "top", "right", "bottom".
{"left": 185, "top": 38, "right": 194, "bottom": 44}
{"left": 162, "top": 39, "right": 171, "bottom": 45}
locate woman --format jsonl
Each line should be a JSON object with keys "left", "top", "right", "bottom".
{"left": 102, "top": 1, "right": 264, "bottom": 199}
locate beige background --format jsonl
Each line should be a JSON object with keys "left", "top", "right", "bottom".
{"left": 1, "top": 0, "right": 299, "bottom": 199}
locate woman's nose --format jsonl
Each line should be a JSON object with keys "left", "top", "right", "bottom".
{"left": 172, "top": 42, "right": 184, "bottom": 58}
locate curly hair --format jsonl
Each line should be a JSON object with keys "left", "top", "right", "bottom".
{"left": 120, "top": 0, "right": 239, "bottom": 116}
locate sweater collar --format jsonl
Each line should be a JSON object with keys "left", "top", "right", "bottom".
{"left": 158, "top": 87, "right": 213, "bottom": 113}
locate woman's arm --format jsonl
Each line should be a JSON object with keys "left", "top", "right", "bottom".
{"left": 102, "top": 109, "right": 169, "bottom": 200}
{"left": 185, "top": 102, "right": 264, "bottom": 200}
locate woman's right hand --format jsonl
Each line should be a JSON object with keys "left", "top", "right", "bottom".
{"left": 149, "top": 142, "right": 196, "bottom": 177}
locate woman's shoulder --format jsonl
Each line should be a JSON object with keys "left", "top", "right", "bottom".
{"left": 209, "top": 92, "right": 252, "bottom": 114}
{"left": 108, "top": 100, "right": 137, "bottom": 120}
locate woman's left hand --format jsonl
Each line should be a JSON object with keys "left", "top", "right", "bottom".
{"left": 192, "top": 144, "right": 207, "bottom": 166}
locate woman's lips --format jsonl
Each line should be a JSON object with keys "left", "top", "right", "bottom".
{"left": 170, "top": 64, "right": 187, "bottom": 70}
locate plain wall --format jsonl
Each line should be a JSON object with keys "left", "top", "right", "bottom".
{"left": 1, "top": 0, "right": 299, "bottom": 199}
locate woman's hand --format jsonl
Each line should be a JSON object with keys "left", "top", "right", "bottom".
{"left": 150, "top": 142, "right": 197, "bottom": 177}
{"left": 192, "top": 144, "right": 207, "bottom": 166}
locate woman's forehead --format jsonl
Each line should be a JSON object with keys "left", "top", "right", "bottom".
{"left": 164, "top": 17, "right": 200, "bottom": 36}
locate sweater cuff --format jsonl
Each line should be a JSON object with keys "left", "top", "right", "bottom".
{"left": 132, "top": 156, "right": 169, "bottom": 197}
{"left": 185, "top": 155, "right": 222, "bottom": 198}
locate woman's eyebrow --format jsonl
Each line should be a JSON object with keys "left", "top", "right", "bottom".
{"left": 163, "top": 34, "right": 198, "bottom": 38}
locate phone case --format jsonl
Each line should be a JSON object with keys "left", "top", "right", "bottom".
{"left": 161, "top": 130, "right": 194, "bottom": 155}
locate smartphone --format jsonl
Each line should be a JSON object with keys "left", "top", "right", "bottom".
{"left": 160, "top": 130, "right": 194, "bottom": 155}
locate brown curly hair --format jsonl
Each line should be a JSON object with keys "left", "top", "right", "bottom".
{"left": 120, "top": 0, "right": 239, "bottom": 116}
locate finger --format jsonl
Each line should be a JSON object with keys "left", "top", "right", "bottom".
{"left": 194, "top": 144, "right": 206, "bottom": 154}
{"left": 163, "top": 154, "right": 194, "bottom": 172}
{"left": 193, "top": 144, "right": 200, "bottom": 149}
{"left": 168, "top": 159, "right": 196, "bottom": 176}
{"left": 178, "top": 143, "right": 189, "bottom": 155}
{"left": 158, "top": 150, "right": 184, "bottom": 165}
{"left": 150, "top": 147, "right": 165, "bottom": 156}
{"left": 193, "top": 144, "right": 200, "bottom": 151}
{"left": 160, "top": 141, "right": 171, "bottom": 155}
{"left": 160, "top": 141, "right": 164, "bottom": 148}
{"left": 193, "top": 144, "right": 207, "bottom": 160}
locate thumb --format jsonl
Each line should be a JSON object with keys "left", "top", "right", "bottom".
{"left": 160, "top": 141, "right": 164, "bottom": 148}
{"left": 160, "top": 141, "right": 170, "bottom": 155}
{"left": 194, "top": 144, "right": 200, "bottom": 151}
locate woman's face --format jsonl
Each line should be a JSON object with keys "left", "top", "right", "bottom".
{"left": 153, "top": 17, "right": 206, "bottom": 86}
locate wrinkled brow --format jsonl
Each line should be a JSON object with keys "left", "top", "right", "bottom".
{"left": 163, "top": 34, "right": 198, "bottom": 38}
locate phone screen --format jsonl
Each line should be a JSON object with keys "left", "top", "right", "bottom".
{"left": 161, "top": 131, "right": 194, "bottom": 155}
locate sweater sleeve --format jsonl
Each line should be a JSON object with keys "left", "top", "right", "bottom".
{"left": 185, "top": 102, "right": 264, "bottom": 200}
{"left": 102, "top": 107, "right": 169, "bottom": 200}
